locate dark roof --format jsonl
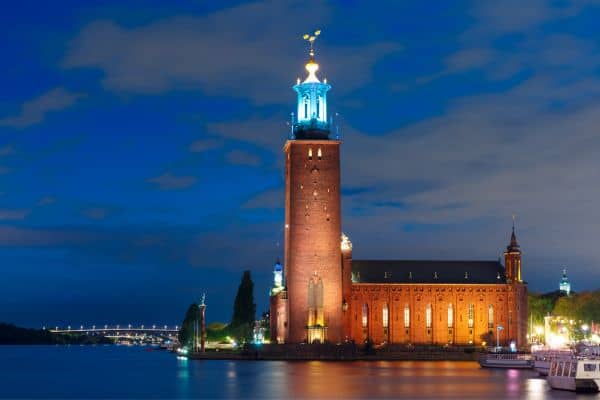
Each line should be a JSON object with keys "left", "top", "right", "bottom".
{"left": 352, "top": 260, "right": 506, "bottom": 284}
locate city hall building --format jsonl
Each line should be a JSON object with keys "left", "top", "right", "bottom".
{"left": 269, "top": 38, "right": 528, "bottom": 348}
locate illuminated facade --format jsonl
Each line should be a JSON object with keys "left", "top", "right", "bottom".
{"left": 559, "top": 269, "right": 571, "bottom": 295}
{"left": 269, "top": 36, "right": 528, "bottom": 348}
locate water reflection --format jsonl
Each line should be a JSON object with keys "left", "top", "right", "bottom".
{"left": 1, "top": 347, "right": 597, "bottom": 399}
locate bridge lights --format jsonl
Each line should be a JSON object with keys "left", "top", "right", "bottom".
{"left": 153, "top": 324, "right": 156, "bottom": 329}
{"left": 128, "top": 324, "right": 132, "bottom": 329}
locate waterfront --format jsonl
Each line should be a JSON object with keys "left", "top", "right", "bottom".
{"left": 0, "top": 346, "right": 596, "bottom": 399}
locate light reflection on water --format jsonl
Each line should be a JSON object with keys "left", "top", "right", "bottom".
{"left": 0, "top": 346, "right": 597, "bottom": 399}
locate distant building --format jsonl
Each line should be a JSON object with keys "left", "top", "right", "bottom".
{"left": 269, "top": 36, "right": 528, "bottom": 348}
{"left": 559, "top": 269, "right": 571, "bottom": 295}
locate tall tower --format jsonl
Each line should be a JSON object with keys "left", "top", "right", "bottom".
{"left": 284, "top": 31, "right": 343, "bottom": 343}
{"left": 504, "top": 222, "right": 522, "bottom": 282}
{"left": 559, "top": 269, "right": 571, "bottom": 295}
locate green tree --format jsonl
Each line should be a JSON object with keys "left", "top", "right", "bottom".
{"left": 178, "top": 303, "right": 199, "bottom": 348}
{"left": 230, "top": 270, "right": 256, "bottom": 343}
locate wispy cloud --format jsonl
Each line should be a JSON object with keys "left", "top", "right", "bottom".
{"left": 63, "top": 0, "right": 400, "bottom": 104}
{"left": 189, "top": 138, "right": 221, "bottom": 153}
{"left": 147, "top": 172, "right": 197, "bottom": 190}
{"left": 0, "top": 88, "right": 84, "bottom": 129}
{"left": 0, "top": 209, "right": 29, "bottom": 220}
{"left": 226, "top": 149, "right": 261, "bottom": 167}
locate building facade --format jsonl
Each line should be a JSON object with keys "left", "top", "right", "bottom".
{"left": 270, "top": 40, "right": 528, "bottom": 348}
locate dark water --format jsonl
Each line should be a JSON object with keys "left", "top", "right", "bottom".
{"left": 0, "top": 345, "right": 596, "bottom": 399}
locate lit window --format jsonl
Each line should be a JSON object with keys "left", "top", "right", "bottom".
{"left": 303, "top": 95, "right": 309, "bottom": 119}
{"left": 382, "top": 303, "right": 389, "bottom": 329}
{"left": 362, "top": 304, "right": 368, "bottom": 328}
{"left": 404, "top": 304, "right": 410, "bottom": 328}
{"left": 448, "top": 303, "right": 453, "bottom": 328}
{"left": 316, "top": 97, "right": 320, "bottom": 118}
{"left": 488, "top": 305, "right": 494, "bottom": 328}
{"left": 426, "top": 304, "right": 432, "bottom": 329}
{"left": 468, "top": 304, "right": 474, "bottom": 328}
{"left": 317, "top": 148, "right": 322, "bottom": 159}
{"left": 308, "top": 148, "right": 313, "bottom": 160}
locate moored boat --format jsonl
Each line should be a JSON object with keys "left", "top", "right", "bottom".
{"left": 533, "top": 349, "right": 573, "bottom": 376}
{"left": 478, "top": 352, "right": 533, "bottom": 369}
{"left": 547, "top": 357, "right": 600, "bottom": 392}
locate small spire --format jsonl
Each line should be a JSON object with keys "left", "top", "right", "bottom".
{"left": 507, "top": 214, "right": 520, "bottom": 252}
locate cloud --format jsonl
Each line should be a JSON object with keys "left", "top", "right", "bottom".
{"left": 225, "top": 149, "right": 261, "bottom": 167}
{"left": 147, "top": 172, "right": 197, "bottom": 190}
{"left": 82, "top": 207, "right": 116, "bottom": 220}
{"left": 189, "top": 138, "right": 221, "bottom": 153}
{"left": 63, "top": 1, "right": 400, "bottom": 104}
{"left": 0, "top": 145, "right": 15, "bottom": 157}
{"left": 0, "top": 209, "right": 29, "bottom": 220}
{"left": 0, "top": 88, "right": 84, "bottom": 129}
{"left": 37, "top": 196, "right": 56, "bottom": 206}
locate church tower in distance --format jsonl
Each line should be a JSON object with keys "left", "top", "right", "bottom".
{"left": 283, "top": 31, "right": 343, "bottom": 344}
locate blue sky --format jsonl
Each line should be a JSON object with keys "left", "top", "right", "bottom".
{"left": 2, "top": 0, "right": 600, "bottom": 327}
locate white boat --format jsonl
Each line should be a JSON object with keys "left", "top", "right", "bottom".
{"left": 478, "top": 352, "right": 533, "bottom": 369}
{"left": 547, "top": 357, "right": 600, "bottom": 392}
{"left": 533, "top": 349, "right": 573, "bottom": 376}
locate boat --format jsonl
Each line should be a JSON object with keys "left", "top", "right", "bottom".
{"left": 478, "top": 352, "right": 533, "bottom": 369}
{"left": 547, "top": 357, "right": 600, "bottom": 392}
{"left": 533, "top": 349, "right": 573, "bottom": 376}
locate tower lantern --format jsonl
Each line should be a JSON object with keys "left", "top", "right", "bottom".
{"left": 292, "top": 30, "right": 331, "bottom": 140}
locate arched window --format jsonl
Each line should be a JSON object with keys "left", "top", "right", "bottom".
{"left": 316, "top": 96, "right": 320, "bottom": 118}
{"left": 382, "top": 303, "right": 389, "bottom": 329}
{"left": 448, "top": 303, "right": 453, "bottom": 328}
{"left": 317, "top": 148, "right": 322, "bottom": 160}
{"left": 426, "top": 304, "right": 432, "bottom": 329}
{"left": 488, "top": 305, "right": 494, "bottom": 329}
{"left": 362, "top": 304, "right": 368, "bottom": 328}
{"left": 308, "top": 148, "right": 313, "bottom": 160}
{"left": 404, "top": 304, "right": 410, "bottom": 328}
{"left": 468, "top": 304, "right": 474, "bottom": 328}
{"left": 303, "top": 95, "right": 309, "bottom": 119}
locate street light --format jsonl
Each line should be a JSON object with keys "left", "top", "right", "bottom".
{"left": 582, "top": 324, "right": 590, "bottom": 341}
{"left": 497, "top": 325, "right": 504, "bottom": 350}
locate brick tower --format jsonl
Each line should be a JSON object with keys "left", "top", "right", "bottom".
{"left": 283, "top": 32, "right": 343, "bottom": 344}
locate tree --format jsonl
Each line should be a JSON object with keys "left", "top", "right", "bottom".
{"left": 178, "top": 303, "right": 199, "bottom": 348}
{"left": 230, "top": 270, "right": 256, "bottom": 343}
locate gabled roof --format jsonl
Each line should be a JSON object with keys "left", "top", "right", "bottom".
{"left": 352, "top": 260, "right": 506, "bottom": 284}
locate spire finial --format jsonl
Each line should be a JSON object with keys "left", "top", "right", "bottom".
{"left": 303, "top": 29, "right": 321, "bottom": 61}
{"left": 512, "top": 213, "right": 516, "bottom": 233}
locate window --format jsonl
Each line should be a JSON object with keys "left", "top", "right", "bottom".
{"left": 570, "top": 363, "right": 577, "bottom": 377}
{"left": 426, "top": 304, "right": 432, "bottom": 329}
{"left": 488, "top": 305, "right": 494, "bottom": 329}
{"left": 362, "top": 304, "right": 369, "bottom": 328}
{"left": 468, "top": 304, "right": 474, "bottom": 328}
{"left": 448, "top": 303, "right": 453, "bottom": 328}
{"left": 303, "top": 95, "right": 309, "bottom": 119}
{"left": 308, "top": 148, "right": 313, "bottom": 160}
{"left": 316, "top": 97, "right": 320, "bottom": 118}
{"left": 404, "top": 304, "right": 410, "bottom": 328}
{"left": 317, "top": 148, "right": 322, "bottom": 159}
{"left": 584, "top": 364, "right": 597, "bottom": 372}
{"left": 382, "top": 303, "right": 389, "bottom": 329}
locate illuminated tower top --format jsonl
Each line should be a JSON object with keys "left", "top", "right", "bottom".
{"left": 271, "top": 259, "right": 283, "bottom": 295}
{"left": 292, "top": 30, "right": 331, "bottom": 140}
{"left": 559, "top": 269, "right": 571, "bottom": 295}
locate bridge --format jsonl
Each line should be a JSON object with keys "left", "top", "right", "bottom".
{"left": 49, "top": 324, "right": 179, "bottom": 335}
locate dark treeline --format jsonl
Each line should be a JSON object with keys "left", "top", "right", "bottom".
{"left": 0, "top": 323, "right": 112, "bottom": 345}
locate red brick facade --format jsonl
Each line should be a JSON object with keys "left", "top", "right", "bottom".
{"left": 283, "top": 140, "right": 343, "bottom": 344}
{"left": 270, "top": 137, "right": 528, "bottom": 347}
